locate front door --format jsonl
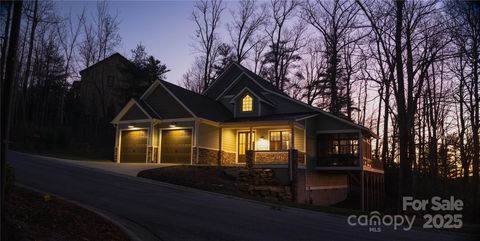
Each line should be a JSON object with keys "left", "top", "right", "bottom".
{"left": 237, "top": 131, "right": 255, "bottom": 163}
{"left": 161, "top": 129, "right": 192, "bottom": 164}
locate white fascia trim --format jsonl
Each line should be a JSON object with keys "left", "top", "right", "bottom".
{"left": 140, "top": 80, "right": 161, "bottom": 100}
{"left": 202, "top": 62, "right": 236, "bottom": 94}
{"left": 114, "top": 119, "right": 155, "bottom": 124}
{"left": 295, "top": 114, "right": 319, "bottom": 122}
{"left": 156, "top": 81, "right": 198, "bottom": 118}
{"left": 198, "top": 118, "right": 221, "bottom": 127}
{"left": 111, "top": 99, "right": 152, "bottom": 124}
{"left": 159, "top": 117, "right": 196, "bottom": 123}
{"left": 215, "top": 72, "right": 247, "bottom": 100}
{"left": 228, "top": 86, "right": 274, "bottom": 107}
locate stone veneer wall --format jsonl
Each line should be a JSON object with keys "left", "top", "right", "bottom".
{"left": 254, "top": 151, "right": 306, "bottom": 164}
{"left": 221, "top": 151, "right": 236, "bottom": 165}
{"left": 113, "top": 147, "right": 118, "bottom": 162}
{"left": 193, "top": 147, "right": 237, "bottom": 165}
{"left": 254, "top": 151, "right": 288, "bottom": 164}
{"left": 194, "top": 147, "right": 220, "bottom": 165}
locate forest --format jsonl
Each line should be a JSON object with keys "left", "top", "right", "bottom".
{"left": 1, "top": 0, "right": 479, "bottom": 221}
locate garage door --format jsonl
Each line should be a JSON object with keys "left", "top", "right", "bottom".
{"left": 161, "top": 129, "right": 192, "bottom": 164}
{"left": 120, "top": 130, "right": 148, "bottom": 163}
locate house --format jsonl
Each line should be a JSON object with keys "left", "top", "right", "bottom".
{"left": 111, "top": 62, "right": 384, "bottom": 210}
{"left": 79, "top": 53, "right": 135, "bottom": 121}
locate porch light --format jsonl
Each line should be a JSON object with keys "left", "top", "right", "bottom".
{"left": 169, "top": 122, "right": 177, "bottom": 128}
{"left": 128, "top": 124, "right": 135, "bottom": 129}
{"left": 257, "top": 136, "right": 269, "bottom": 150}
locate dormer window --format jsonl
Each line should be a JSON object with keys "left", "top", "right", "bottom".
{"left": 242, "top": 94, "right": 253, "bottom": 112}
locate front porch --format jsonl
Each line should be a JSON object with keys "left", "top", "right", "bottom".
{"left": 219, "top": 121, "right": 306, "bottom": 166}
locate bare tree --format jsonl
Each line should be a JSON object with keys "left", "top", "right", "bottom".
{"left": 302, "top": 0, "right": 362, "bottom": 117}
{"left": 262, "top": 0, "right": 304, "bottom": 91}
{"left": 227, "top": 0, "right": 267, "bottom": 64}
{"left": 192, "top": 0, "right": 224, "bottom": 91}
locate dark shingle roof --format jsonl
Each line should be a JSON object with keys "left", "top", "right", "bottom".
{"left": 232, "top": 62, "right": 288, "bottom": 97}
{"left": 225, "top": 112, "right": 317, "bottom": 123}
{"left": 159, "top": 80, "right": 233, "bottom": 122}
{"left": 135, "top": 98, "right": 160, "bottom": 118}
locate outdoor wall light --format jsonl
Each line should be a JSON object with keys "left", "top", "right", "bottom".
{"left": 169, "top": 122, "right": 177, "bottom": 128}
{"left": 128, "top": 124, "right": 135, "bottom": 129}
{"left": 257, "top": 136, "right": 269, "bottom": 150}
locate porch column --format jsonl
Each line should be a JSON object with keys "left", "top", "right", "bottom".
{"left": 358, "top": 131, "right": 363, "bottom": 167}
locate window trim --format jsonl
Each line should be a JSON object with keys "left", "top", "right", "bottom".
{"left": 241, "top": 94, "right": 253, "bottom": 112}
{"left": 268, "top": 130, "right": 291, "bottom": 151}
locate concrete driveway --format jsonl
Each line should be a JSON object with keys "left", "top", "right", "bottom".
{"left": 9, "top": 151, "right": 476, "bottom": 241}
{"left": 23, "top": 153, "right": 175, "bottom": 176}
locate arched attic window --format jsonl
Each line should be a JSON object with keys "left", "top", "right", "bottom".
{"left": 242, "top": 94, "right": 253, "bottom": 112}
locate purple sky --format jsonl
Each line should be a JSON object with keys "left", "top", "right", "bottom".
{"left": 58, "top": 0, "right": 235, "bottom": 85}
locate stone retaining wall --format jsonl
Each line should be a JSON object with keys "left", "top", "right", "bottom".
{"left": 224, "top": 168, "right": 292, "bottom": 201}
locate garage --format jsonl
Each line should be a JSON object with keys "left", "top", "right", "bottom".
{"left": 161, "top": 129, "right": 192, "bottom": 164}
{"left": 120, "top": 129, "right": 148, "bottom": 163}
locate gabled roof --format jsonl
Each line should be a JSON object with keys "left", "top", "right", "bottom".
{"left": 111, "top": 98, "right": 156, "bottom": 123}
{"left": 229, "top": 86, "right": 274, "bottom": 106}
{"left": 79, "top": 53, "right": 134, "bottom": 75}
{"left": 202, "top": 62, "right": 376, "bottom": 136}
{"left": 203, "top": 62, "right": 288, "bottom": 98}
{"left": 144, "top": 80, "right": 233, "bottom": 122}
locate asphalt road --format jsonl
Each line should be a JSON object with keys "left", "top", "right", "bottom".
{"left": 9, "top": 152, "right": 476, "bottom": 241}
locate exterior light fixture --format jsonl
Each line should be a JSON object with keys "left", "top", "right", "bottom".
{"left": 128, "top": 124, "right": 135, "bottom": 129}
{"left": 257, "top": 136, "right": 269, "bottom": 150}
{"left": 169, "top": 122, "right": 177, "bottom": 128}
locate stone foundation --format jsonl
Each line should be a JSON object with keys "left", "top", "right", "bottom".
{"left": 221, "top": 151, "right": 236, "bottom": 165}
{"left": 254, "top": 151, "right": 288, "bottom": 164}
{"left": 194, "top": 147, "right": 220, "bottom": 165}
{"left": 113, "top": 147, "right": 118, "bottom": 162}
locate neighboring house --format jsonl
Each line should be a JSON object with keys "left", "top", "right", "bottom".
{"left": 111, "top": 62, "right": 384, "bottom": 209}
{"left": 79, "top": 53, "right": 134, "bottom": 121}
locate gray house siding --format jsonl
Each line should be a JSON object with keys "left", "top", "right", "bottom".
{"left": 144, "top": 85, "right": 192, "bottom": 119}
{"left": 120, "top": 104, "right": 148, "bottom": 121}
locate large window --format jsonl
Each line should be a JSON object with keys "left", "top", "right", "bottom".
{"left": 317, "top": 133, "right": 359, "bottom": 166}
{"left": 242, "top": 94, "right": 253, "bottom": 112}
{"left": 269, "top": 131, "right": 291, "bottom": 150}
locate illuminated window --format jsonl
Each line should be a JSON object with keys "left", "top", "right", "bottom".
{"left": 242, "top": 94, "right": 253, "bottom": 112}
{"left": 270, "top": 131, "right": 291, "bottom": 150}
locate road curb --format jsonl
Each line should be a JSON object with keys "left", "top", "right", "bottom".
{"left": 16, "top": 183, "right": 143, "bottom": 241}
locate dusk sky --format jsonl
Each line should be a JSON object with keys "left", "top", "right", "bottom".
{"left": 57, "top": 0, "right": 236, "bottom": 85}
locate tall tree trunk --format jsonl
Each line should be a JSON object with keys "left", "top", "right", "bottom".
{"left": 21, "top": 0, "right": 38, "bottom": 128}
{"left": 0, "top": 1, "right": 12, "bottom": 83}
{"left": 394, "top": 0, "right": 412, "bottom": 206}
{"left": 1, "top": 1, "right": 23, "bottom": 239}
